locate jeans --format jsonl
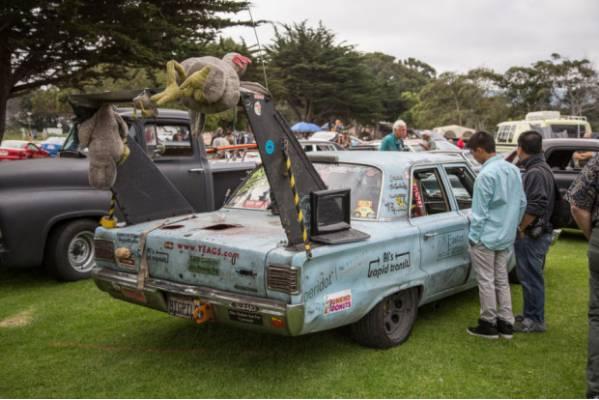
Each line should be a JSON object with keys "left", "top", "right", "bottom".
{"left": 588, "top": 228, "right": 599, "bottom": 397}
{"left": 514, "top": 233, "right": 552, "bottom": 322}
{"left": 470, "top": 243, "right": 514, "bottom": 325}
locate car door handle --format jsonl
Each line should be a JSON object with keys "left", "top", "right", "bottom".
{"left": 424, "top": 232, "right": 439, "bottom": 240}
{"left": 188, "top": 168, "right": 205, "bottom": 174}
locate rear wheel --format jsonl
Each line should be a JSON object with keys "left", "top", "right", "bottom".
{"left": 46, "top": 219, "right": 99, "bottom": 281}
{"left": 350, "top": 288, "right": 418, "bottom": 349}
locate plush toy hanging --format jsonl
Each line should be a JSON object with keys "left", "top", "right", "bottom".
{"left": 78, "top": 104, "right": 130, "bottom": 190}
{"left": 134, "top": 52, "right": 252, "bottom": 115}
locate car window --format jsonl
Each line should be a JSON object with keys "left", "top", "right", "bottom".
{"left": 549, "top": 124, "right": 587, "bottom": 138}
{"left": 303, "top": 144, "right": 314, "bottom": 152}
{"left": 316, "top": 144, "right": 332, "bottom": 151}
{"left": 410, "top": 168, "right": 450, "bottom": 218}
{"left": 227, "top": 163, "right": 383, "bottom": 219}
{"left": 145, "top": 123, "right": 192, "bottom": 158}
{"left": 545, "top": 148, "right": 597, "bottom": 171}
{"left": 444, "top": 166, "right": 475, "bottom": 210}
{"left": 27, "top": 144, "right": 38, "bottom": 151}
{"left": 408, "top": 143, "right": 426, "bottom": 152}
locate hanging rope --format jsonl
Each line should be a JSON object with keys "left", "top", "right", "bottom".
{"left": 247, "top": 6, "right": 269, "bottom": 91}
{"left": 281, "top": 139, "right": 312, "bottom": 258}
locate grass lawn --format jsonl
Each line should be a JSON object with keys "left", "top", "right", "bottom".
{"left": 0, "top": 233, "right": 591, "bottom": 398}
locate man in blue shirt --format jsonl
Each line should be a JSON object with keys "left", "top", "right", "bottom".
{"left": 466, "top": 131, "right": 527, "bottom": 339}
{"left": 379, "top": 120, "right": 408, "bottom": 151}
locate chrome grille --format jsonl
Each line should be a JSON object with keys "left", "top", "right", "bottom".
{"left": 94, "top": 239, "right": 115, "bottom": 262}
{"left": 267, "top": 265, "right": 299, "bottom": 294}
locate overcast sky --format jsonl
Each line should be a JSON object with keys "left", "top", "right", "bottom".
{"left": 221, "top": 0, "right": 599, "bottom": 74}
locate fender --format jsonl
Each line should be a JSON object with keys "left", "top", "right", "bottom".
{"left": 0, "top": 189, "right": 111, "bottom": 268}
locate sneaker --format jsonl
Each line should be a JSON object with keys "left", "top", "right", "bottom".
{"left": 467, "top": 319, "right": 499, "bottom": 339}
{"left": 514, "top": 314, "right": 524, "bottom": 323}
{"left": 497, "top": 319, "right": 514, "bottom": 339}
{"left": 514, "top": 318, "right": 546, "bottom": 333}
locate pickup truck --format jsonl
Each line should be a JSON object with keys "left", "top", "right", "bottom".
{"left": 0, "top": 105, "right": 255, "bottom": 281}
{"left": 506, "top": 138, "right": 599, "bottom": 229}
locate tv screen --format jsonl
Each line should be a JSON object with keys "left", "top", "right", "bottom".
{"left": 311, "top": 189, "right": 350, "bottom": 235}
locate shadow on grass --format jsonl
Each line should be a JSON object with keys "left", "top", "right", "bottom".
{"left": 0, "top": 266, "right": 57, "bottom": 289}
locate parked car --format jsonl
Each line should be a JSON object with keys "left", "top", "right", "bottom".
{"left": 350, "top": 138, "right": 428, "bottom": 152}
{"left": 299, "top": 139, "right": 344, "bottom": 152}
{"left": 0, "top": 140, "right": 50, "bottom": 160}
{"left": 40, "top": 136, "right": 66, "bottom": 157}
{"left": 0, "top": 99, "right": 256, "bottom": 281}
{"left": 92, "top": 150, "right": 511, "bottom": 348}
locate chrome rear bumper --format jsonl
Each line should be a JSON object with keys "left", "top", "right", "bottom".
{"left": 92, "top": 267, "right": 305, "bottom": 336}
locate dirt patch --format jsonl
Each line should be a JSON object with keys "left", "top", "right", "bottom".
{"left": 0, "top": 308, "right": 33, "bottom": 328}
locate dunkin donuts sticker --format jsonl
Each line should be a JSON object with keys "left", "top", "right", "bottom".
{"left": 324, "top": 289, "right": 352, "bottom": 315}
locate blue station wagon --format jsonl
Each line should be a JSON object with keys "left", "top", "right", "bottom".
{"left": 92, "top": 151, "right": 510, "bottom": 348}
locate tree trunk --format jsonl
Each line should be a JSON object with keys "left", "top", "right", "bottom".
{"left": 0, "top": 42, "right": 12, "bottom": 143}
{"left": 0, "top": 91, "right": 7, "bottom": 143}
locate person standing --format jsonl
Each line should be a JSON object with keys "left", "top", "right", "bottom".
{"left": 466, "top": 131, "right": 527, "bottom": 339}
{"left": 513, "top": 131, "right": 555, "bottom": 333}
{"left": 566, "top": 154, "right": 599, "bottom": 398}
{"left": 336, "top": 130, "right": 351, "bottom": 149}
{"left": 380, "top": 120, "right": 408, "bottom": 151}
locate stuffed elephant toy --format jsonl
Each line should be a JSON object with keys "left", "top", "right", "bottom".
{"left": 78, "top": 104, "right": 129, "bottom": 190}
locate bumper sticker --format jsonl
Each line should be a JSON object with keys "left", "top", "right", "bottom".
{"left": 324, "top": 289, "right": 352, "bottom": 315}
{"left": 228, "top": 309, "right": 263, "bottom": 325}
{"left": 189, "top": 256, "right": 220, "bottom": 276}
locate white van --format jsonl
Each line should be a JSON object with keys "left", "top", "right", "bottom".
{"left": 495, "top": 111, "right": 592, "bottom": 152}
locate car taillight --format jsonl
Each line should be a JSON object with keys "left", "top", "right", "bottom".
{"left": 267, "top": 265, "right": 300, "bottom": 294}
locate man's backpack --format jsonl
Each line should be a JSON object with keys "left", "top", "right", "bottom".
{"left": 550, "top": 183, "right": 571, "bottom": 229}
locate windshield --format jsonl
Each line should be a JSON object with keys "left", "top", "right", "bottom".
{"left": 227, "top": 163, "right": 383, "bottom": 219}
{"left": 1, "top": 140, "right": 26, "bottom": 148}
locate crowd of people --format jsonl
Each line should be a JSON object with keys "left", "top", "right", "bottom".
{"left": 380, "top": 120, "right": 597, "bottom": 398}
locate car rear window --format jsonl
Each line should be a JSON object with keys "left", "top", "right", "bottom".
{"left": 227, "top": 163, "right": 383, "bottom": 219}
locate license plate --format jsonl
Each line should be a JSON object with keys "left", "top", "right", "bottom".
{"left": 167, "top": 296, "right": 195, "bottom": 320}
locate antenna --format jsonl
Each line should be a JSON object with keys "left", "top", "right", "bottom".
{"left": 247, "top": 5, "right": 269, "bottom": 91}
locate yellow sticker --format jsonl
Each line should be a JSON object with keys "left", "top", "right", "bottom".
{"left": 395, "top": 196, "right": 406, "bottom": 208}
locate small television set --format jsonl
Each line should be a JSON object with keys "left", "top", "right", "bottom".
{"left": 310, "top": 188, "right": 351, "bottom": 236}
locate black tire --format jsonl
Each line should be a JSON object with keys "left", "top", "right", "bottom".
{"left": 46, "top": 219, "right": 99, "bottom": 281}
{"left": 350, "top": 288, "right": 418, "bottom": 349}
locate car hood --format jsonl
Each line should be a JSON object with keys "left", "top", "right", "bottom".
{"left": 0, "top": 157, "right": 90, "bottom": 190}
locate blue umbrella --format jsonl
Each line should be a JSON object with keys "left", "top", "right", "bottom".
{"left": 291, "top": 122, "right": 322, "bottom": 133}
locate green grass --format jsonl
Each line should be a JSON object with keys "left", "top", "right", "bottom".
{"left": 0, "top": 233, "right": 591, "bottom": 398}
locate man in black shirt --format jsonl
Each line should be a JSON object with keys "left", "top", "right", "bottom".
{"left": 566, "top": 153, "right": 599, "bottom": 399}
{"left": 514, "top": 131, "right": 555, "bottom": 333}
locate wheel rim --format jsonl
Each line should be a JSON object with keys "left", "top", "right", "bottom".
{"left": 67, "top": 231, "right": 95, "bottom": 273}
{"left": 383, "top": 292, "right": 413, "bottom": 339}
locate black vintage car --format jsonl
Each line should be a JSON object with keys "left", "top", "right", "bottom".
{"left": 0, "top": 104, "right": 255, "bottom": 281}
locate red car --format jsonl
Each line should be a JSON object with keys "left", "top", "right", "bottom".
{"left": 0, "top": 140, "right": 50, "bottom": 161}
